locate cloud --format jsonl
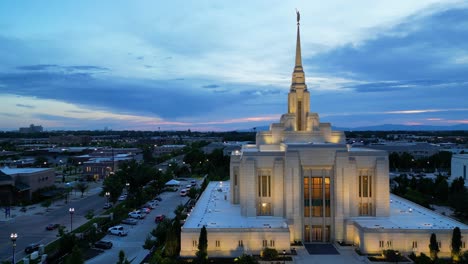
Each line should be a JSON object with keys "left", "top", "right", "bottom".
{"left": 16, "top": 64, "right": 58, "bottom": 71}
{"left": 202, "top": 84, "right": 220, "bottom": 89}
{"left": 16, "top": 103, "right": 35, "bottom": 109}
{"left": 308, "top": 7, "right": 468, "bottom": 82}
{"left": 0, "top": 70, "right": 276, "bottom": 120}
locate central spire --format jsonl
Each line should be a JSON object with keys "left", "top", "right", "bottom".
{"left": 291, "top": 10, "right": 307, "bottom": 91}
{"left": 295, "top": 10, "right": 302, "bottom": 68}
{"left": 287, "top": 10, "right": 310, "bottom": 131}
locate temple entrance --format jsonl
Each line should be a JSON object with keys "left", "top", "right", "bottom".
{"left": 304, "top": 225, "right": 331, "bottom": 242}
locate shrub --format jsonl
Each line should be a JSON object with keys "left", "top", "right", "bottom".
{"left": 261, "top": 247, "right": 278, "bottom": 260}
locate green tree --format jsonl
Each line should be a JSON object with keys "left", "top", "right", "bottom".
{"left": 65, "top": 245, "right": 84, "bottom": 264}
{"left": 451, "top": 227, "right": 462, "bottom": 262}
{"left": 102, "top": 173, "right": 124, "bottom": 203}
{"left": 261, "top": 247, "right": 278, "bottom": 260}
{"left": 196, "top": 226, "right": 208, "bottom": 264}
{"left": 75, "top": 182, "right": 89, "bottom": 197}
{"left": 41, "top": 199, "right": 52, "bottom": 211}
{"left": 151, "top": 218, "right": 172, "bottom": 245}
{"left": 429, "top": 233, "right": 440, "bottom": 260}
{"left": 383, "top": 249, "right": 398, "bottom": 263}
{"left": 116, "top": 250, "right": 130, "bottom": 264}
{"left": 415, "top": 253, "right": 432, "bottom": 264}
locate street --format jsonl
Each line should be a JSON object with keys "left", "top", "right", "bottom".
{"left": 0, "top": 186, "right": 106, "bottom": 262}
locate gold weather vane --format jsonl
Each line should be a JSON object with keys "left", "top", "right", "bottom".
{"left": 296, "top": 9, "right": 300, "bottom": 24}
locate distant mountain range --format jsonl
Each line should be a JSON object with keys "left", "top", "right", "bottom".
{"left": 241, "top": 124, "right": 468, "bottom": 132}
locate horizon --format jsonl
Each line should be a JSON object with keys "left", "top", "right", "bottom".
{"left": 1, "top": 1, "right": 468, "bottom": 131}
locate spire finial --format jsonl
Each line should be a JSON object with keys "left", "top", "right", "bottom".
{"left": 296, "top": 9, "right": 300, "bottom": 25}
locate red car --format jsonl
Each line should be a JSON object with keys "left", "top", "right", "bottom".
{"left": 155, "top": 214, "right": 165, "bottom": 223}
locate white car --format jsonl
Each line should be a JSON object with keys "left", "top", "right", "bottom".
{"left": 180, "top": 189, "right": 187, "bottom": 196}
{"left": 128, "top": 211, "right": 145, "bottom": 219}
{"left": 108, "top": 225, "right": 128, "bottom": 236}
{"left": 118, "top": 194, "right": 127, "bottom": 201}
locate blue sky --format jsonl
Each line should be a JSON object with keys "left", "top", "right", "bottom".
{"left": 0, "top": 1, "right": 467, "bottom": 131}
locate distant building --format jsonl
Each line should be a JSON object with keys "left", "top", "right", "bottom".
{"left": 19, "top": 124, "right": 43, "bottom": 133}
{"left": 49, "top": 135, "right": 92, "bottom": 145}
{"left": 154, "top": 145, "right": 186, "bottom": 156}
{"left": 0, "top": 167, "right": 55, "bottom": 203}
{"left": 366, "top": 142, "right": 441, "bottom": 158}
{"left": 451, "top": 154, "right": 468, "bottom": 186}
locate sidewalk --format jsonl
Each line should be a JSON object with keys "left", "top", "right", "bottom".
{"left": 1, "top": 182, "right": 102, "bottom": 222}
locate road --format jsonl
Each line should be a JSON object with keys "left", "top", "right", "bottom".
{"left": 86, "top": 183, "right": 192, "bottom": 263}
{"left": 0, "top": 187, "right": 106, "bottom": 262}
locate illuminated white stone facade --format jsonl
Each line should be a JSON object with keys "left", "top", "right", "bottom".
{"left": 180, "top": 14, "right": 468, "bottom": 258}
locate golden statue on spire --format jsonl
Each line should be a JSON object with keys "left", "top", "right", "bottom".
{"left": 296, "top": 9, "right": 300, "bottom": 24}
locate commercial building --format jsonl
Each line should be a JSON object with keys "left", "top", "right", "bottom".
{"left": 0, "top": 167, "right": 55, "bottom": 203}
{"left": 180, "top": 14, "right": 468, "bottom": 258}
{"left": 451, "top": 154, "right": 468, "bottom": 186}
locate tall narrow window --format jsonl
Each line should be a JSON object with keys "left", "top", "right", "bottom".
{"left": 258, "top": 172, "right": 271, "bottom": 197}
{"left": 312, "top": 177, "right": 323, "bottom": 216}
{"left": 234, "top": 168, "right": 238, "bottom": 186}
{"left": 297, "top": 101, "right": 302, "bottom": 130}
{"left": 304, "top": 177, "right": 310, "bottom": 217}
{"left": 359, "top": 171, "right": 372, "bottom": 198}
{"left": 362, "top": 176, "right": 368, "bottom": 197}
{"left": 325, "top": 177, "right": 331, "bottom": 217}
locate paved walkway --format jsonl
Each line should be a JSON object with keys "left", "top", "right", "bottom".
{"left": 293, "top": 244, "right": 370, "bottom": 264}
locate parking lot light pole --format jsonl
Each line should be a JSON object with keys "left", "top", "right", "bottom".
{"left": 69, "top": 208, "right": 75, "bottom": 231}
{"left": 10, "top": 233, "right": 17, "bottom": 264}
{"left": 283, "top": 250, "right": 286, "bottom": 264}
{"left": 105, "top": 192, "right": 110, "bottom": 204}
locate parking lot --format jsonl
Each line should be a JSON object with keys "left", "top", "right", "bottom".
{"left": 86, "top": 179, "right": 194, "bottom": 263}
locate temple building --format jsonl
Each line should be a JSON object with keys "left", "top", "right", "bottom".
{"left": 180, "top": 13, "right": 468, "bottom": 258}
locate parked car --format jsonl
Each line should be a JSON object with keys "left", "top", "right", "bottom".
{"left": 146, "top": 202, "right": 158, "bottom": 209}
{"left": 118, "top": 194, "right": 127, "bottom": 201}
{"left": 155, "top": 214, "right": 166, "bottom": 223}
{"left": 128, "top": 211, "right": 145, "bottom": 219}
{"left": 108, "top": 226, "right": 128, "bottom": 236}
{"left": 24, "top": 243, "right": 40, "bottom": 254}
{"left": 191, "top": 180, "right": 197, "bottom": 186}
{"left": 103, "top": 202, "right": 112, "bottom": 209}
{"left": 186, "top": 184, "right": 192, "bottom": 190}
{"left": 121, "top": 218, "right": 138, "bottom": 225}
{"left": 179, "top": 189, "right": 187, "bottom": 196}
{"left": 94, "top": 240, "right": 113, "bottom": 249}
{"left": 46, "top": 224, "right": 60, "bottom": 230}
{"left": 154, "top": 196, "right": 162, "bottom": 202}
{"left": 140, "top": 207, "right": 151, "bottom": 214}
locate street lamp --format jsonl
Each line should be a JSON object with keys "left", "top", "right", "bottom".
{"left": 105, "top": 192, "right": 110, "bottom": 204}
{"left": 10, "top": 233, "right": 17, "bottom": 264}
{"left": 283, "top": 250, "right": 286, "bottom": 264}
{"left": 69, "top": 208, "right": 75, "bottom": 231}
{"left": 126, "top": 182, "right": 130, "bottom": 193}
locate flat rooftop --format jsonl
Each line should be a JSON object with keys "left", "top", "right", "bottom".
{"left": 1, "top": 167, "right": 51, "bottom": 174}
{"left": 352, "top": 194, "right": 468, "bottom": 230}
{"left": 183, "top": 181, "right": 288, "bottom": 229}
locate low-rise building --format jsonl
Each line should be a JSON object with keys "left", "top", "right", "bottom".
{"left": 451, "top": 154, "right": 468, "bottom": 186}
{"left": 0, "top": 167, "right": 55, "bottom": 203}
